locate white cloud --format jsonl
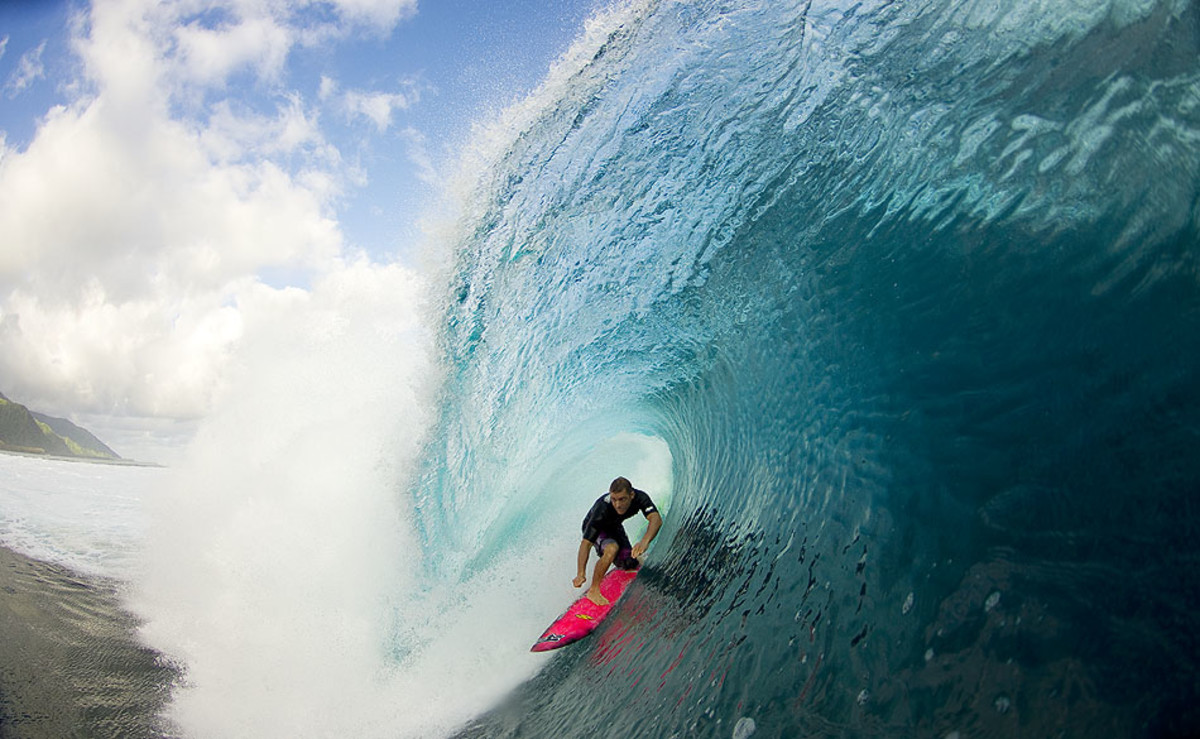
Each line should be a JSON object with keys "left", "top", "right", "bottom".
{"left": 4, "top": 40, "right": 47, "bottom": 97}
{"left": 399, "top": 126, "right": 439, "bottom": 185}
{"left": 0, "top": 95, "right": 343, "bottom": 299}
{"left": 0, "top": 35, "right": 9, "bottom": 60}
{"left": 0, "top": 283, "right": 244, "bottom": 419}
{"left": 200, "top": 96, "right": 333, "bottom": 163}
{"left": 0, "top": 0, "right": 423, "bottom": 442}
{"left": 321, "top": 72, "right": 428, "bottom": 133}
{"left": 343, "top": 85, "right": 419, "bottom": 131}
{"left": 173, "top": 12, "right": 293, "bottom": 87}
{"left": 318, "top": 74, "right": 338, "bottom": 101}
{"left": 327, "top": 0, "right": 419, "bottom": 32}
{"left": 0, "top": 88, "right": 346, "bottom": 418}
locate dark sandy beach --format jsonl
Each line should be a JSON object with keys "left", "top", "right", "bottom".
{"left": 0, "top": 546, "right": 177, "bottom": 739}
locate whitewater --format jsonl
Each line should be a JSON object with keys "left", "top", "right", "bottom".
{"left": 3, "top": 0, "right": 1199, "bottom": 736}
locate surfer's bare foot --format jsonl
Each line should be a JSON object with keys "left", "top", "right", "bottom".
{"left": 586, "top": 588, "right": 610, "bottom": 606}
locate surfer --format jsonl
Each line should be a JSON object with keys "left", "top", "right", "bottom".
{"left": 574, "top": 476, "right": 663, "bottom": 605}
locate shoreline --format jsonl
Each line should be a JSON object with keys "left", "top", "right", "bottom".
{"left": 0, "top": 449, "right": 164, "bottom": 468}
{"left": 0, "top": 545, "right": 178, "bottom": 738}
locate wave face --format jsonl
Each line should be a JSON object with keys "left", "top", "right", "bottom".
{"left": 417, "top": 0, "right": 1200, "bottom": 736}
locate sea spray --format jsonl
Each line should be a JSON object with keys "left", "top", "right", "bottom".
{"left": 132, "top": 263, "right": 446, "bottom": 737}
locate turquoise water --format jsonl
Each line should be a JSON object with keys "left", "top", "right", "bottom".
{"left": 413, "top": 0, "right": 1200, "bottom": 736}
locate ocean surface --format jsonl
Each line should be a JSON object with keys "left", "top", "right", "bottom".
{"left": 3, "top": 0, "right": 1200, "bottom": 737}
{"left": 0, "top": 453, "right": 156, "bottom": 579}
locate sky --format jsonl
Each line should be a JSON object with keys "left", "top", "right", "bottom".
{"left": 0, "top": 0, "right": 605, "bottom": 462}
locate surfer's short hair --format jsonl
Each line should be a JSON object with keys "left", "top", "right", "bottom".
{"left": 609, "top": 477, "right": 633, "bottom": 495}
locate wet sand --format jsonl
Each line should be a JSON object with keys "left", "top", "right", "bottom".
{"left": 0, "top": 546, "right": 177, "bottom": 738}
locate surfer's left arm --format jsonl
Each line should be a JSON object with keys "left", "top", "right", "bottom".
{"left": 631, "top": 511, "right": 662, "bottom": 560}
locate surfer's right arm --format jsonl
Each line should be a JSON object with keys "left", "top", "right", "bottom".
{"left": 573, "top": 539, "right": 593, "bottom": 588}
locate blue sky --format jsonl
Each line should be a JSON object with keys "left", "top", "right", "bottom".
{"left": 1, "top": 0, "right": 600, "bottom": 256}
{"left": 0, "top": 0, "right": 610, "bottom": 460}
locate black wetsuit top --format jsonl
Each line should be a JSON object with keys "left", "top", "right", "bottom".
{"left": 580, "top": 489, "right": 658, "bottom": 549}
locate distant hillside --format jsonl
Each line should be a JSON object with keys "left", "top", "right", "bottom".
{"left": 0, "top": 392, "right": 121, "bottom": 460}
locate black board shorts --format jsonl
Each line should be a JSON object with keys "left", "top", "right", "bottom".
{"left": 594, "top": 533, "right": 640, "bottom": 570}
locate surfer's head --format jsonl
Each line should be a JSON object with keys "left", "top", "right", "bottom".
{"left": 609, "top": 477, "right": 634, "bottom": 514}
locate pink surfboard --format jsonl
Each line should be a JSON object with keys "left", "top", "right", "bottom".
{"left": 530, "top": 568, "right": 640, "bottom": 652}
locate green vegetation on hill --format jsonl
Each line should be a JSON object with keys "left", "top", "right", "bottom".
{"left": 0, "top": 392, "right": 120, "bottom": 460}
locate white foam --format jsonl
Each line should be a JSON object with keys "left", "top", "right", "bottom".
{"left": 0, "top": 452, "right": 160, "bottom": 579}
{"left": 129, "top": 262, "right": 453, "bottom": 738}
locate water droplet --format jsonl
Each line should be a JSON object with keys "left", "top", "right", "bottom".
{"left": 732, "top": 716, "right": 756, "bottom": 739}
{"left": 902, "top": 592, "right": 914, "bottom": 615}
{"left": 985, "top": 592, "right": 1001, "bottom": 612}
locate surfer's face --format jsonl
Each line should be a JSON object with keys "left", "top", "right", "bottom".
{"left": 610, "top": 490, "right": 634, "bottom": 515}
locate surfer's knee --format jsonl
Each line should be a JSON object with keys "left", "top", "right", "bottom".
{"left": 600, "top": 541, "right": 619, "bottom": 561}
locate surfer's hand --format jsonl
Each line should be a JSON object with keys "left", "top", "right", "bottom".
{"left": 573, "top": 575, "right": 586, "bottom": 588}
{"left": 631, "top": 543, "right": 647, "bottom": 559}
